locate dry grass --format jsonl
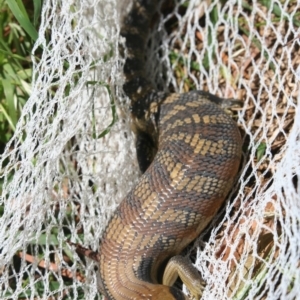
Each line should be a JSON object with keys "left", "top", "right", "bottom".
{"left": 165, "top": 0, "right": 299, "bottom": 298}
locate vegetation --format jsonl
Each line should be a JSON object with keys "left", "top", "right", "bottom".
{"left": 0, "top": 0, "right": 41, "bottom": 153}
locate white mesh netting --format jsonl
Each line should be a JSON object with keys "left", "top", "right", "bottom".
{"left": 0, "top": 0, "right": 299, "bottom": 299}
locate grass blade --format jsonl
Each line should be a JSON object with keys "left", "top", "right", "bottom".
{"left": 5, "top": 0, "right": 38, "bottom": 41}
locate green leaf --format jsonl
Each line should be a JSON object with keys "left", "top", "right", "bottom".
{"left": 17, "top": 68, "right": 32, "bottom": 80}
{"left": 0, "top": 103, "right": 16, "bottom": 131}
{"left": 2, "top": 78, "right": 18, "bottom": 126}
{"left": 34, "top": 233, "right": 59, "bottom": 245}
{"left": 256, "top": 142, "right": 266, "bottom": 161}
{"left": 210, "top": 5, "right": 219, "bottom": 25}
{"left": 5, "top": 0, "right": 38, "bottom": 41}
{"left": 33, "top": 0, "right": 42, "bottom": 27}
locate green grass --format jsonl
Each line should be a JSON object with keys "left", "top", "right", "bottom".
{"left": 0, "top": 3, "right": 104, "bottom": 298}
{"left": 0, "top": 0, "right": 41, "bottom": 153}
{"left": 0, "top": 2, "right": 42, "bottom": 293}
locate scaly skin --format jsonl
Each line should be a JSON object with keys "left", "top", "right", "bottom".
{"left": 97, "top": 91, "right": 242, "bottom": 299}
{"left": 69, "top": 1, "right": 242, "bottom": 298}
{"left": 94, "top": 1, "right": 242, "bottom": 299}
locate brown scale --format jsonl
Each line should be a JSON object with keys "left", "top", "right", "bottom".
{"left": 70, "top": 1, "right": 243, "bottom": 299}
{"left": 95, "top": 92, "right": 242, "bottom": 300}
